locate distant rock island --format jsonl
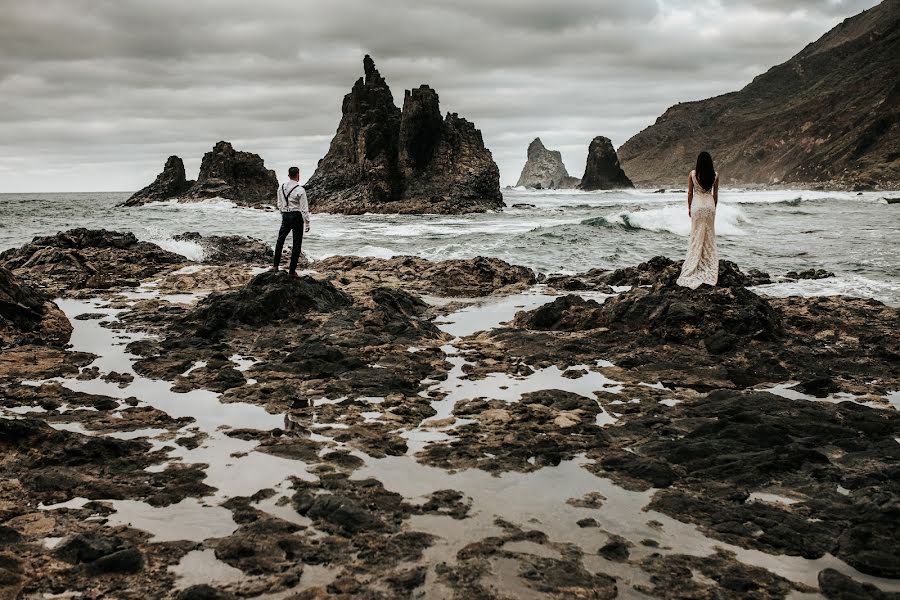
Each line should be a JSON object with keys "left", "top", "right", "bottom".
{"left": 579, "top": 136, "right": 633, "bottom": 191}
{"left": 305, "top": 56, "right": 504, "bottom": 214}
{"left": 125, "top": 141, "right": 277, "bottom": 207}
{"left": 618, "top": 0, "right": 899, "bottom": 189}
{"left": 515, "top": 138, "right": 580, "bottom": 189}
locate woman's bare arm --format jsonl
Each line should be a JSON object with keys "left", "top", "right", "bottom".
{"left": 687, "top": 174, "right": 694, "bottom": 217}
{"left": 713, "top": 175, "right": 719, "bottom": 205}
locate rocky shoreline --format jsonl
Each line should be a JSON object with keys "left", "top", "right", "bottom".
{"left": 1, "top": 229, "right": 899, "bottom": 599}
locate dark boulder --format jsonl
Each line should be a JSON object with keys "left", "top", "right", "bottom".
{"left": 0, "top": 266, "right": 71, "bottom": 347}
{"left": 599, "top": 283, "right": 783, "bottom": 343}
{"left": 578, "top": 136, "right": 633, "bottom": 190}
{"left": 173, "top": 232, "right": 274, "bottom": 266}
{"left": 785, "top": 268, "right": 835, "bottom": 281}
{"left": 306, "top": 56, "right": 503, "bottom": 214}
{"left": 601, "top": 256, "right": 772, "bottom": 288}
{"left": 818, "top": 568, "right": 898, "bottom": 600}
{"left": 176, "top": 586, "right": 237, "bottom": 600}
{"left": 513, "top": 295, "right": 605, "bottom": 331}
{"left": 293, "top": 492, "right": 385, "bottom": 534}
{"left": 0, "top": 228, "right": 186, "bottom": 294}
{"left": 123, "top": 155, "right": 193, "bottom": 206}
{"left": 184, "top": 271, "right": 353, "bottom": 338}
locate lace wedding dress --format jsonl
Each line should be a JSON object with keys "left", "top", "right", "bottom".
{"left": 676, "top": 170, "right": 718, "bottom": 288}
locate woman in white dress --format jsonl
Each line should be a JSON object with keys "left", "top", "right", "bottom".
{"left": 676, "top": 152, "right": 719, "bottom": 288}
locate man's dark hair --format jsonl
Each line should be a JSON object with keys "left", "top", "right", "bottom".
{"left": 288, "top": 166, "right": 300, "bottom": 179}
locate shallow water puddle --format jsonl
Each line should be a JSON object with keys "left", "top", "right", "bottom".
{"left": 107, "top": 498, "right": 238, "bottom": 542}
{"left": 169, "top": 548, "right": 244, "bottom": 589}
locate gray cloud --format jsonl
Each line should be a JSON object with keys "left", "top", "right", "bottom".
{"left": 0, "top": 0, "right": 880, "bottom": 192}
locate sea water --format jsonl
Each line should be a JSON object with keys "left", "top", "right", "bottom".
{"left": 1, "top": 188, "right": 897, "bottom": 305}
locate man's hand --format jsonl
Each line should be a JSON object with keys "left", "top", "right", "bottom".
{"left": 304, "top": 223, "right": 310, "bottom": 233}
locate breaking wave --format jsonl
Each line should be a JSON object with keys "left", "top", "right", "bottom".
{"left": 582, "top": 204, "right": 749, "bottom": 236}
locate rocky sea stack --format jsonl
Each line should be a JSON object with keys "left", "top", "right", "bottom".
{"left": 618, "top": 0, "right": 900, "bottom": 189}
{"left": 124, "top": 141, "right": 277, "bottom": 208}
{"left": 578, "top": 136, "right": 634, "bottom": 191}
{"left": 305, "top": 56, "right": 504, "bottom": 214}
{"left": 515, "top": 138, "right": 580, "bottom": 189}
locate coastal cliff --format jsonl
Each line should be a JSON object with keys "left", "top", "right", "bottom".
{"left": 618, "top": 0, "right": 900, "bottom": 189}
{"left": 305, "top": 56, "right": 503, "bottom": 214}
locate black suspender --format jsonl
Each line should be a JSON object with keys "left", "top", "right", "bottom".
{"left": 281, "top": 184, "right": 300, "bottom": 205}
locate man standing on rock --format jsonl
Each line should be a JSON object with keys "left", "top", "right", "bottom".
{"left": 273, "top": 166, "right": 310, "bottom": 278}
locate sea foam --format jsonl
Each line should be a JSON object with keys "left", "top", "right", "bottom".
{"left": 584, "top": 203, "right": 748, "bottom": 237}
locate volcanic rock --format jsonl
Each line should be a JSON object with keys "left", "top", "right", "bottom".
{"left": 306, "top": 56, "right": 503, "bottom": 214}
{"left": 183, "top": 141, "right": 278, "bottom": 207}
{"left": 315, "top": 255, "right": 536, "bottom": 297}
{"left": 618, "top": 0, "right": 900, "bottom": 188}
{"left": 578, "top": 136, "right": 634, "bottom": 190}
{"left": 0, "top": 228, "right": 186, "bottom": 295}
{"left": 123, "top": 155, "right": 193, "bottom": 206}
{"left": 0, "top": 266, "right": 71, "bottom": 347}
{"left": 125, "top": 141, "right": 278, "bottom": 208}
{"left": 515, "top": 138, "right": 580, "bottom": 189}
{"left": 184, "top": 271, "right": 353, "bottom": 338}
{"left": 173, "top": 232, "right": 274, "bottom": 266}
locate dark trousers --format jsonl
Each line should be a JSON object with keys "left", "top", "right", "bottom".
{"left": 274, "top": 212, "right": 305, "bottom": 272}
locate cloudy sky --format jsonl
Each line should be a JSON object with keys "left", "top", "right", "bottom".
{"left": 0, "top": 0, "right": 879, "bottom": 193}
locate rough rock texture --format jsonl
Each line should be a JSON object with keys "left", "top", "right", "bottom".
{"left": 515, "top": 138, "right": 580, "bottom": 189}
{"left": 305, "top": 56, "right": 503, "bottom": 214}
{"left": 183, "top": 141, "right": 278, "bottom": 207}
{"left": 604, "top": 390, "right": 900, "bottom": 578}
{"left": 578, "top": 136, "right": 634, "bottom": 190}
{"left": 543, "top": 256, "right": 772, "bottom": 292}
{"left": 0, "top": 229, "right": 186, "bottom": 294}
{"left": 125, "top": 142, "right": 278, "bottom": 207}
{"left": 315, "top": 255, "right": 536, "bottom": 297}
{"left": 123, "top": 156, "right": 193, "bottom": 206}
{"left": 173, "top": 232, "right": 274, "bottom": 266}
{"left": 618, "top": 0, "right": 900, "bottom": 189}
{"left": 0, "top": 266, "right": 71, "bottom": 347}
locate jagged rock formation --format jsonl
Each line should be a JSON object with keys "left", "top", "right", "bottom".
{"left": 618, "top": 0, "right": 900, "bottom": 189}
{"left": 515, "top": 138, "right": 580, "bottom": 189}
{"left": 578, "top": 136, "right": 634, "bottom": 190}
{"left": 0, "top": 266, "right": 71, "bottom": 347}
{"left": 305, "top": 56, "right": 503, "bottom": 214}
{"left": 125, "top": 142, "right": 278, "bottom": 207}
{"left": 123, "top": 156, "right": 193, "bottom": 207}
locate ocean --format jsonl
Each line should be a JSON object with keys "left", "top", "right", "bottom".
{"left": 2, "top": 188, "right": 898, "bottom": 305}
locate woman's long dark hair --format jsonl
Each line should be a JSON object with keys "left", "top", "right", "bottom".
{"left": 695, "top": 152, "right": 716, "bottom": 191}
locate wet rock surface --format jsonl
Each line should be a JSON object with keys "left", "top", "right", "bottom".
{"left": 306, "top": 56, "right": 503, "bottom": 214}
{"left": 316, "top": 254, "right": 536, "bottom": 297}
{"left": 1, "top": 232, "right": 898, "bottom": 598}
{"left": 0, "top": 228, "right": 186, "bottom": 294}
{"left": 0, "top": 266, "right": 71, "bottom": 347}
{"left": 173, "top": 232, "right": 274, "bottom": 266}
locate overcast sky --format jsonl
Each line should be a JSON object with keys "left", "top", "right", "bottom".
{"left": 0, "top": 0, "right": 879, "bottom": 193}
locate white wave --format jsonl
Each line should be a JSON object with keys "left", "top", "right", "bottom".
{"left": 142, "top": 197, "right": 242, "bottom": 210}
{"left": 318, "top": 245, "right": 400, "bottom": 260}
{"left": 593, "top": 203, "right": 748, "bottom": 236}
{"left": 752, "top": 275, "right": 900, "bottom": 307}
{"left": 154, "top": 238, "right": 205, "bottom": 262}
